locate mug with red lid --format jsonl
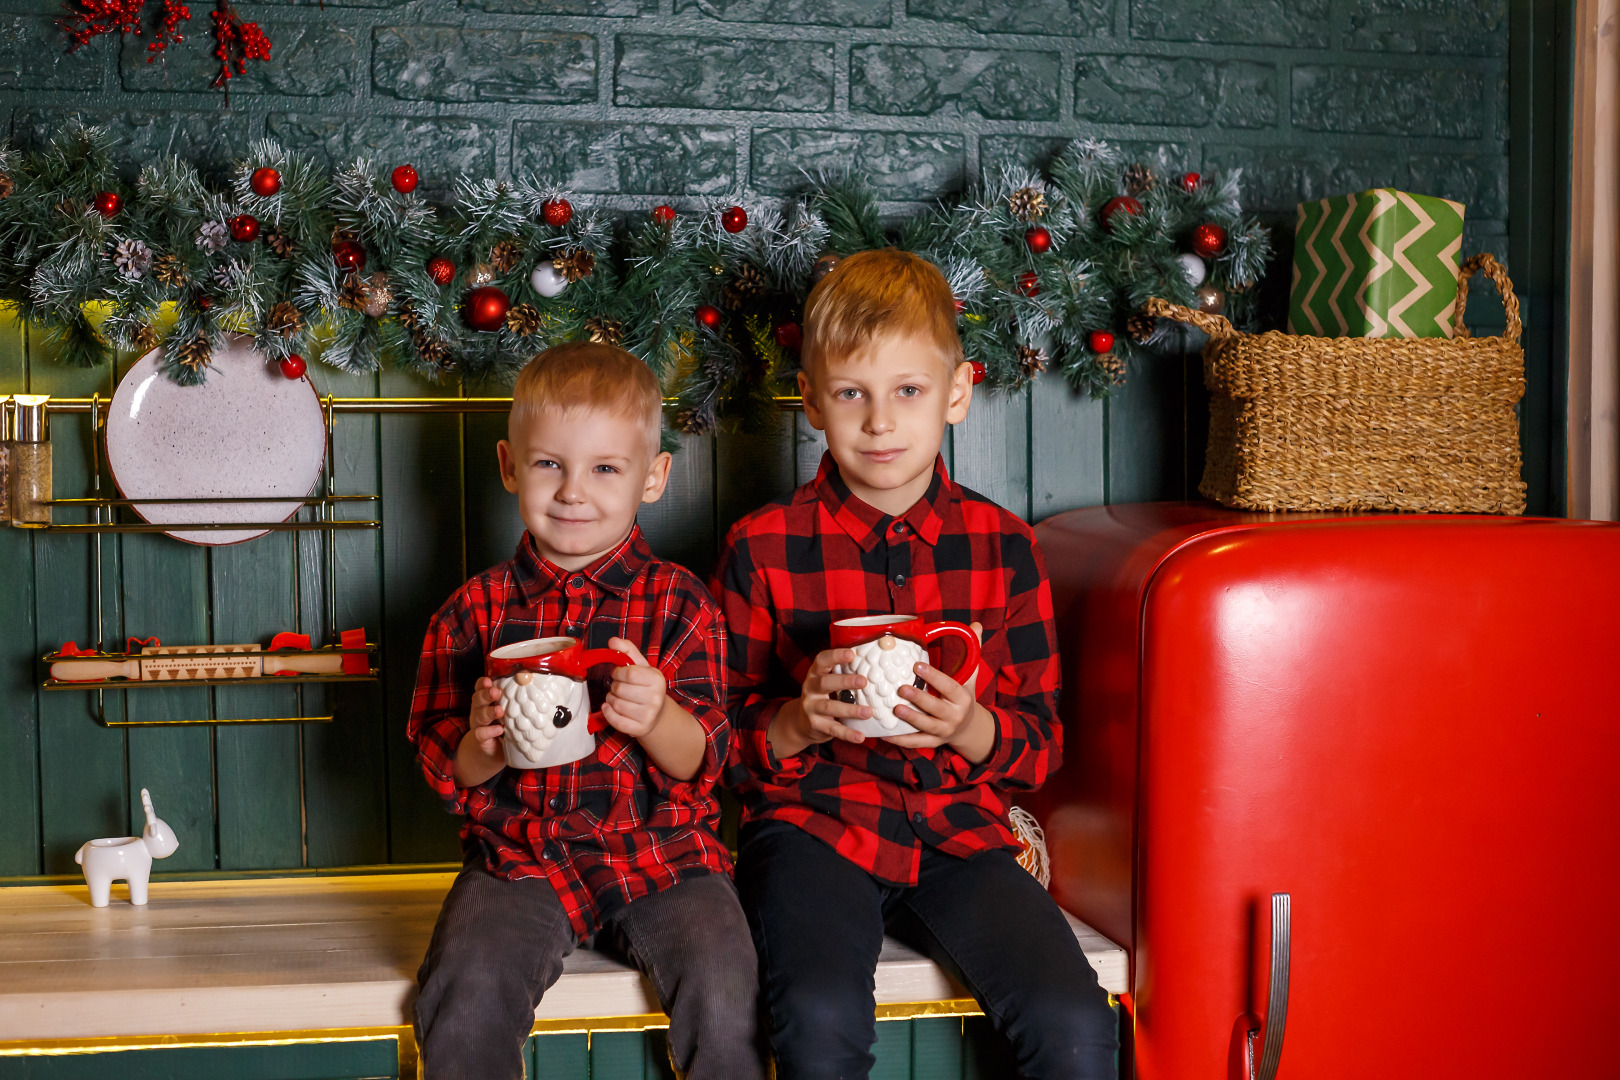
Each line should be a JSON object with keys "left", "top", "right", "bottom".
{"left": 487, "top": 637, "right": 631, "bottom": 769}
{"left": 829, "top": 615, "right": 981, "bottom": 739}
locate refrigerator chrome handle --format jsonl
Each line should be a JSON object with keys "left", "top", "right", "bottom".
{"left": 1245, "top": 892, "right": 1292, "bottom": 1080}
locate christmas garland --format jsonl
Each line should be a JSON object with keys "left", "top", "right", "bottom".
{"left": 0, "top": 123, "right": 1271, "bottom": 434}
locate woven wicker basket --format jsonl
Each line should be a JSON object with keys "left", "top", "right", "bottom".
{"left": 1148, "top": 253, "right": 1527, "bottom": 515}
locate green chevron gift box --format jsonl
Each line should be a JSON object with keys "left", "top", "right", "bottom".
{"left": 1289, "top": 189, "right": 1466, "bottom": 338}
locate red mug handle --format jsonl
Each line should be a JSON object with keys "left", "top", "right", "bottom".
{"left": 921, "top": 621, "right": 980, "bottom": 683}
{"left": 578, "top": 648, "right": 634, "bottom": 670}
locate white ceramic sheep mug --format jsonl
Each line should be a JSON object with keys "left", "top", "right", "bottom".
{"left": 830, "top": 615, "right": 981, "bottom": 739}
{"left": 488, "top": 637, "right": 632, "bottom": 769}
{"left": 75, "top": 788, "right": 179, "bottom": 907}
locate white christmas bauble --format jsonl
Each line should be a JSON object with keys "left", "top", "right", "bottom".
{"left": 530, "top": 263, "right": 569, "bottom": 298}
{"left": 497, "top": 670, "right": 595, "bottom": 769}
{"left": 1178, "top": 252, "right": 1207, "bottom": 287}
{"left": 837, "top": 633, "right": 928, "bottom": 738}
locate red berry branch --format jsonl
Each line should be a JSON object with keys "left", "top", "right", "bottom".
{"left": 209, "top": 0, "right": 270, "bottom": 91}
{"left": 61, "top": 0, "right": 189, "bottom": 57}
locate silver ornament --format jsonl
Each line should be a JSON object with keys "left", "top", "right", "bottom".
{"left": 361, "top": 272, "right": 392, "bottom": 319}
{"left": 1177, "top": 252, "right": 1207, "bottom": 287}
{"left": 467, "top": 262, "right": 496, "bottom": 287}
{"left": 811, "top": 252, "right": 842, "bottom": 286}
{"left": 530, "top": 262, "right": 568, "bottom": 298}
{"left": 1194, "top": 284, "right": 1226, "bottom": 315}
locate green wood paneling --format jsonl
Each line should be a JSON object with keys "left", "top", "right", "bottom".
{"left": 0, "top": 1038, "right": 399, "bottom": 1080}
{"left": 952, "top": 386, "right": 1031, "bottom": 522}
{"left": 911, "top": 1017, "right": 965, "bottom": 1080}
{"left": 870, "top": 1018, "right": 913, "bottom": 1080}
{"left": 1030, "top": 371, "right": 1105, "bottom": 522}
{"left": 637, "top": 432, "right": 716, "bottom": 582}
{"left": 0, "top": 312, "right": 39, "bottom": 876}
{"left": 528, "top": 1033, "right": 589, "bottom": 1080}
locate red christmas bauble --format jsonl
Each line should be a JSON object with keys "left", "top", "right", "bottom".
{"left": 279, "top": 354, "right": 307, "bottom": 380}
{"left": 1179, "top": 172, "right": 1202, "bottom": 194}
{"left": 1190, "top": 222, "right": 1228, "bottom": 258}
{"left": 1100, "top": 196, "right": 1142, "bottom": 232}
{"left": 695, "top": 304, "right": 723, "bottom": 330}
{"left": 229, "top": 214, "right": 260, "bottom": 242}
{"left": 94, "top": 191, "right": 122, "bottom": 218}
{"left": 1016, "top": 271, "right": 1039, "bottom": 297}
{"left": 1025, "top": 226, "right": 1052, "bottom": 254}
{"left": 774, "top": 321, "right": 802, "bottom": 350}
{"left": 969, "top": 360, "right": 987, "bottom": 386}
{"left": 391, "top": 165, "right": 419, "bottom": 194}
{"left": 333, "top": 240, "right": 366, "bottom": 273}
{"left": 720, "top": 206, "right": 748, "bottom": 233}
{"left": 1088, "top": 330, "right": 1115, "bottom": 354}
{"left": 953, "top": 297, "right": 965, "bottom": 315}
{"left": 250, "top": 167, "right": 282, "bottom": 197}
{"left": 463, "top": 286, "right": 511, "bottom": 332}
{"left": 426, "top": 256, "right": 455, "bottom": 286}
{"left": 542, "top": 199, "right": 573, "bottom": 227}
{"left": 197, "top": 296, "right": 213, "bottom": 310}
{"left": 652, "top": 204, "right": 676, "bottom": 226}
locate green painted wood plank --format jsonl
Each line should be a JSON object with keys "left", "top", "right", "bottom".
{"left": 464, "top": 408, "right": 524, "bottom": 578}
{"left": 1104, "top": 344, "right": 1187, "bottom": 505}
{"left": 716, "top": 411, "right": 794, "bottom": 540}
{"left": 212, "top": 530, "right": 304, "bottom": 869}
{"left": 951, "top": 385, "right": 1030, "bottom": 521}
{"left": 792, "top": 410, "right": 827, "bottom": 487}
{"left": 637, "top": 431, "right": 715, "bottom": 580}
{"left": 302, "top": 366, "right": 389, "bottom": 867}
{"left": 909, "top": 1016, "right": 964, "bottom": 1080}
{"left": 27, "top": 328, "right": 127, "bottom": 875}
{"left": 529, "top": 1032, "right": 589, "bottom": 1080}
{"left": 1029, "top": 370, "right": 1105, "bottom": 523}
{"left": 641, "top": 1030, "right": 677, "bottom": 1080}
{"left": 0, "top": 1038, "right": 399, "bottom": 1079}
{"left": 0, "top": 307, "right": 40, "bottom": 875}
{"left": 379, "top": 369, "right": 466, "bottom": 865}
{"left": 871, "top": 1019, "right": 912, "bottom": 1080}
{"left": 588, "top": 1030, "right": 645, "bottom": 1080}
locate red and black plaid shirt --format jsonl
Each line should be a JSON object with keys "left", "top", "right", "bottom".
{"left": 407, "top": 526, "right": 732, "bottom": 940}
{"left": 711, "top": 453, "right": 1062, "bottom": 886}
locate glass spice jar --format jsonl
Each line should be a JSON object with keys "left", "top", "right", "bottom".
{"left": 10, "top": 394, "right": 51, "bottom": 527}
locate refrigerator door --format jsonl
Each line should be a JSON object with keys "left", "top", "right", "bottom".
{"left": 1035, "top": 505, "right": 1620, "bottom": 1079}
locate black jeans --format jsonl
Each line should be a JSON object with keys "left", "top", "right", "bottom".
{"left": 738, "top": 820, "right": 1118, "bottom": 1080}
{"left": 414, "top": 866, "right": 764, "bottom": 1080}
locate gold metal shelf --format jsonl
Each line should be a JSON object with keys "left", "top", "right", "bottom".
{"left": 39, "top": 394, "right": 807, "bottom": 414}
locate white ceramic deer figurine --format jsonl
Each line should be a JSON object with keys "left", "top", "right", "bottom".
{"left": 75, "top": 788, "right": 180, "bottom": 907}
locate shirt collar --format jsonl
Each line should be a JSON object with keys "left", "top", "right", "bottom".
{"left": 811, "top": 451, "right": 955, "bottom": 552}
{"left": 513, "top": 525, "right": 651, "bottom": 606}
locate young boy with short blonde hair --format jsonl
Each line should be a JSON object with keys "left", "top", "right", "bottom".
{"left": 713, "top": 249, "right": 1117, "bottom": 1078}
{"left": 408, "top": 342, "right": 762, "bottom": 1080}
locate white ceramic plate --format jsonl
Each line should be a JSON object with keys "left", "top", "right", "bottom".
{"left": 106, "top": 336, "right": 326, "bottom": 545}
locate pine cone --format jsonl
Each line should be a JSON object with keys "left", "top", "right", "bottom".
{"left": 131, "top": 324, "right": 161, "bottom": 355}
{"left": 263, "top": 227, "right": 295, "bottom": 259}
{"left": 174, "top": 333, "right": 210, "bottom": 372}
{"left": 113, "top": 239, "right": 153, "bottom": 280}
{"left": 55, "top": 200, "right": 77, "bottom": 217}
{"left": 0, "top": 174, "right": 14, "bottom": 199}
{"left": 490, "top": 240, "right": 522, "bottom": 275}
{"left": 552, "top": 248, "right": 596, "bottom": 283}
{"left": 213, "top": 258, "right": 245, "bottom": 289}
{"left": 196, "top": 220, "right": 229, "bottom": 254}
{"left": 396, "top": 298, "right": 421, "bottom": 330}
{"left": 265, "top": 301, "right": 302, "bottom": 339}
{"left": 1007, "top": 186, "right": 1047, "bottom": 221}
{"left": 723, "top": 263, "right": 768, "bottom": 310}
{"left": 338, "top": 274, "right": 368, "bottom": 312}
{"left": 505, "top": 303, "right": 544, "bottom": 336}
{"left": 1097, "top": 350, "right": 1126, "bottom": 385}
{"left": 153, "top": 254, "right": 188, "bottom": 288}
{"left": 675, "top": 407, "right": 713, "bottom": 436}
{"left": 1126, "top": 313, "right": 1157, "bottom": 344}
{"left": 585, "top": 316, "right": 623, "bottom": 346}
{"left": 1016, "top": 344, "right": 1049, "bottom": 378}
{"left": 412, "top": 329, "right": 450, "bottom": 368}
{"left": 1123, "top": 164, "right": 1157, "bottom": 196}
{"left": 332, "top": 228, "right": 357, "bottom": 245}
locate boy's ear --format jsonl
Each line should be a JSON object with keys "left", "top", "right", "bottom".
{"left": 496, "top": 439, "right": 520, "bottom": 495}
{"left": 945, "top": 360, "right": 974, "bottom": 425}
{"left": 797, "top": 369, "right": 826, "bottom": 431}
{"left": 641, "top": 451, "right": 673, "bottom": 505}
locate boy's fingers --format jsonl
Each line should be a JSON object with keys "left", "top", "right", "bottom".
{"left": 887, "top": 732, "right": 946, "bottom": 749}
{"left": 809, "top": 715, "right": 865, "bottom": 743}
{"left": 608, "top": 638, "right": 650, "bottom": 667}
{"left": 810, "top": 696, "right": 870, "bottom": 721}
{"left": 912, "top": 663, "right": 967, "bottom": 702}
{"left": 895, "top": 703, "right": 950, "bottom": 733}
{"left": 813, "top": 671, "right": 867, "bottom": 694}
{"left": 809, "top": 648, "right": 856, "bottom": 674}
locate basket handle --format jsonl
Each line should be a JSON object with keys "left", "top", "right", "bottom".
{"left": 1452, "top": 253, "right": 1521, "bottom": 344}
{"left": 1144, "top": 297, "right": 1237, "bottom": 340}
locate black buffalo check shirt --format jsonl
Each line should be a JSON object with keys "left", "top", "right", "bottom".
{"left": 711, "top": 453, "right": 1062, "bottom": 886}
{"left": 407, "top": 526, "right": 732, "bottom": 940}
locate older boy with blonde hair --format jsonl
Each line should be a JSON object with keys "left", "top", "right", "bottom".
{"left": 713, "top": 249, "right": 1117, "bottom": 1078}
{"left": 408, "top": 343, "right": 762, "bottom": 1080}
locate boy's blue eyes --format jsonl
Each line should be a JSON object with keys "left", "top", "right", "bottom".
{"left": 834, "top": 386, "right": 922, "bottom": 400}
{"left": 531, "top": 460, "right": 619, "bottom": 473}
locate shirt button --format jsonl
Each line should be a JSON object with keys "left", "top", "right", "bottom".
{"left": 569, "top": 575, "right": 585, "bottom": 589}
{"left": 543, "top": 843, "right": 560, "bottom": 860}
{"left": 912, "top": 811, "right": 924, "bottom": 824}
{"left": 893, "top": 573, "right": 907, "bottom": 587}
{"left": 549, "top": 796, "right": 564, "bottom": 811}
{"left": 893, "top": 522, "right": 907, "bottom": 534}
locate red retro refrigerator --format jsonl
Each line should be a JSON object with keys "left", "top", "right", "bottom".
{"left": 1029, "top": 504, "right": 1620, "bottom": 1079}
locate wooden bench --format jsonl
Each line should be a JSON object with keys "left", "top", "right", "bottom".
{"left": 0, "top": 872, "right": 1127, "bottom": 1077}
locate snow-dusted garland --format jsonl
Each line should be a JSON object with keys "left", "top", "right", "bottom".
{"left": 0, "top": 122, "right": 1270, "bottom": 434}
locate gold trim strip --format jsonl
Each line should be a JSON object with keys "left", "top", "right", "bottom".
{"left": 0, "top": 1027, "right": 407, "bottom": 1058}
{"left": 38, "top": 395, "right": 807, "bottom": 414}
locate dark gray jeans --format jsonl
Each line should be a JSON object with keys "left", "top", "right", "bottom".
{"left": 414, "top": 866, "right": 764, "bottom": 1080}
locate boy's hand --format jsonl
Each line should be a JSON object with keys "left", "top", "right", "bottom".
{"left": 454, "top": 678, "right": 508, "bottom": 787}
{"left": 601, "top": 638, "right": 667, "bottom": 738}
{"left": 888, "top": 623, "right": 994, "bottom": 761}
{"left": 766, "top": 647, "right": 870, "bottom": 759}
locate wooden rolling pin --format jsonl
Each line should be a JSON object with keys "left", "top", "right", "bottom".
{"left": 51, "top": 644, "right": 346, "bottom": 683}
